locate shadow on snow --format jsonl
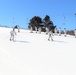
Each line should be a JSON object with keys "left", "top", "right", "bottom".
{"left": 16, "top": 40, "right": 31, "bottom": 43}
{"left": 53, "top": 40, "right": 68, "bottom": 43}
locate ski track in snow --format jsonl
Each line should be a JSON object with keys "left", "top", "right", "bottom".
{"left": 0, "top": 27, "right": 76, "bottom": 75}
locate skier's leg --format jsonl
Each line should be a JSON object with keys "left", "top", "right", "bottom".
{"left": 12, "top": 35, "right": 14, "bottom": 41}
{"left": 10, "top": 34, "right": 12, "bottom": 41}
{"left": 13, "top": 35, "right": 16, "bottom": 42}
{"left": 65, "top": 33, "right": 66, "bottom": 37}
{"left": 48, "top": 33, "right": 51, "bottom": 41}
{"left": 64, "top": 32, "right": 66, "bottom": 37}
{"left": 45, "top": 28, "right": 47, "bottom": 34}
{"left": 35, "top": 27, "right": 37, "bottom": 33}
{"left": 51, "top": 35, "right": 53, "bottom": 41}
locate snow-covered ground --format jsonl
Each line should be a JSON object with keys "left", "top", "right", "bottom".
{"left": 0, "top": 27, "right": 76, "bottom": 75}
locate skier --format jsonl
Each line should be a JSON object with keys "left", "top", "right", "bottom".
{"left": 48, "top": 29, "right": 53, "bottom": 41}
{"left": 30, "top": 26, "right": 33, "bottom": 33}
{"left": 10, "top": 29, "right": 17, "bottom": 41}
{"left": 64, "top": 28, "right": 67, "bottom": 37}
{"left": 35, "top": 26, "right": 37, "bottom": 33}
{"left": 38, "top": 27, "right": 41, "bottom": 34}
{"left": 54, "top": 28, "right": 57, "bottom": 35}
{"left": 74, "top": 29, "right": 76, "bottom": 38}
{"left": 59, "top": 27, "right": 62, "bottom": 36}
{"left": 17, "top": 25, "right": 20, "bottom": 32}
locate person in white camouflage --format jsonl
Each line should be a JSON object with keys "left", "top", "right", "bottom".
{"left": 59, "top": 27, "right": 62, "bottom": 36}
{"left": 48, "top": 29, "right": 53, "bottom": 41}
{"left": 17, "top": 25, "right": 20, "bottom": 32}
{"left": 10, "top": 29, "right": 17, "bottom": 41}
{"left": 54, "top": 28, "right": 57, "bottom": 35}
{"left": 64, "top": 28, "right": 67, "bottom": 37}
{"left": 38, "top": 27, "right": 41, "bottom": 34}
{"left": 35, "top": 26, "right": 37, "bottom": 33}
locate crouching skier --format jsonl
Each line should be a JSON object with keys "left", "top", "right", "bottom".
{"left": 10, "top": 29, "right": 17, "bottom": 42}
{"left": 48, "top": 29, "right": 53, "bottom": 41}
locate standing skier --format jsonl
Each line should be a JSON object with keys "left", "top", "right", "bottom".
{"left": 38, "top": 27, "right": 41, "bottom": 34}
{"left": 35, "top": 26, "right": 37, "bottom": 33}
{"left": 54, "top": 28, "right": 57, "bottom": 35}
{"left": 48, "top": 29, "right": 53, "bottom": 41}
{"left": 30, "top": 26, "right": 33, "bottom": 33}
{"left": 64, "top": 28, "right": 67, "bottom": 37}
{"left": 17, "top": 25, "right": 20, "bottom": 32}
{"left": 59, "top": 27, "right": 62, "bottom": 36}
{"left": 10, "top": 29, "right": 17, "bottom": 41}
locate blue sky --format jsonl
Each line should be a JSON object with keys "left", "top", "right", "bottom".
{"left": 0, "top": 0, "right": 76, "bottom": 30}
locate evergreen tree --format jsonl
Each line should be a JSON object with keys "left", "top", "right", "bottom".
{"left": 28, "top": 16, "right": 42, "bottom": 30}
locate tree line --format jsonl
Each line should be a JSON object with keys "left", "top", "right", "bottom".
{"left": 28, "top": 15, "right": 56, "bottom": 32}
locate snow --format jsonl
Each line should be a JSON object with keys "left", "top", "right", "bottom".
{"left": 0, "top": 27, "right": 76, "bottom": 75}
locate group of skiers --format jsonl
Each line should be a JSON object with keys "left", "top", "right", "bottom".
{"left": 30, "top": 26, "right": 76, "bottom": 41}
{"left": 47, "top": 27, "right": 67, "bottom": 41}
{"left": 9, "top": 25, "right": 76, "bottom": 42}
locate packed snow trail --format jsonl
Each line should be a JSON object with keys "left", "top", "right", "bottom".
{"left": 0, "top": 27, "right": 76, "bottom": 75}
